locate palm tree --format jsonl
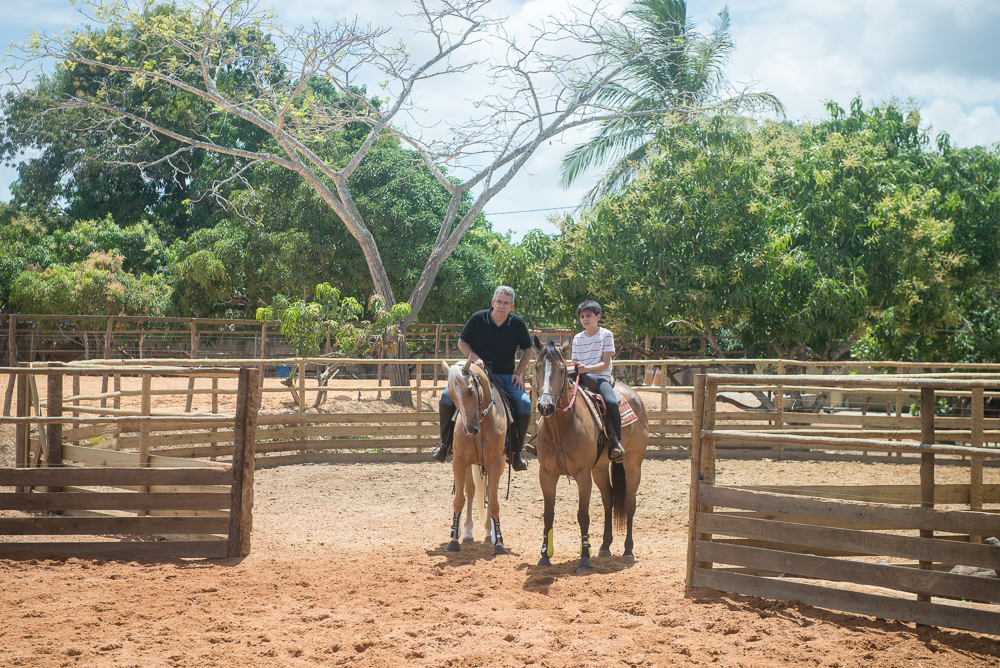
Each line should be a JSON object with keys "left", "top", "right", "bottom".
{"left": 561, "top": 0, "right": 783, "bottom": 204}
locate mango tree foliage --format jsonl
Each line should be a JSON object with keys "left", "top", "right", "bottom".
{"left": 9, "top": 251, "right": 171, "bottom": 316}
{"left": 4, "top": 0, "right": 710, "bottom": 331}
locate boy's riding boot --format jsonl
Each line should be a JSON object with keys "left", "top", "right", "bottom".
{"left": 508, "top": 414, "right": 531, "bottom": 471}
{"left": 431, "top": 403, "right": 457, "bottom": 463}
{"left": 607, "top": 431, "right": 625, "bottom": 462}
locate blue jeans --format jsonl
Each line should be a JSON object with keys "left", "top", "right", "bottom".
{"left": 440, "top": 373, "right": 531, "bottom": 416}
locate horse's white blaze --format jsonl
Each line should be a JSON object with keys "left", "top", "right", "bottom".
{"left": 540, "top": 359, "right": 553, "bottom": 401}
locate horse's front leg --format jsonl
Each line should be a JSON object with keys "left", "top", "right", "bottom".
{"left": 537, "top": 466, "right": 559, "bottom": 567}
{"left": 485, "top": 453, "right": 507, "bottom": 555}
{"left": 575, "top": 470, "right": 594, "bottom": 574}
{"left": 592, "top": 464, "right": 614, "bottom": 557}
{"left": 462, "top": 465, "right": 481, "bottom": 541}
{"left": 448, "top": 458, "right": 467, "bottom": 552}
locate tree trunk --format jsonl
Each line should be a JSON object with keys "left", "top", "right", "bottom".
{"left": 387, "top": 332, "right": 412, "bottom": 408}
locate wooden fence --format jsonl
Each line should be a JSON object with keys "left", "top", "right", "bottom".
{"left": 30, "top": 356, "right": 999, "bottom": 465}
{"left": 0, "top": 365, "right": 260, "bottom": 559}
{"left": 686, "top": 373, "right": 1000, "bottom": 636}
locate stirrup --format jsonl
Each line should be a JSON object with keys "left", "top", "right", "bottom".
{"left": 524, "top": 443, "right": 537, "bottom": 456}
{"left": 607, "top": 436, "right": 624, "bottom": 462}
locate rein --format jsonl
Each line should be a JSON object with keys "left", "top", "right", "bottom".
{"left": 558, "top": 370, "right": 581, "bottom": 412}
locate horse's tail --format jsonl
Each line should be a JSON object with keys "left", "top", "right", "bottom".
{"left": 610, "top": 461, "right": 626, "bottom": 533}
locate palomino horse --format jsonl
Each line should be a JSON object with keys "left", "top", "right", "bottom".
{"left": 532, "top": 337, "right": 649, "bottom": 572}
{"left": 441, "top": 360, "right": 509, "bottom": 555}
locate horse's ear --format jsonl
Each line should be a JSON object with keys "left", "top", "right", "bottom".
{"left": 441, "top": 360, "right": 451, "bottom": 373}
{"left": 463, "top": 357, "right": 472, "bottom": 374}
{"left": 561, "top": 342, "right": 571, "bottom": 358}
{"left": 533, "top": 335, "right": 543, "bottom": 351}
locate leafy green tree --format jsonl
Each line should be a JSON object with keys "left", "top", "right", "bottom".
{"left": 560, "top": 0, "right": 782, "bottom": 203}
{"left": 9, "top": 251, "right": 171, "bottom": 316}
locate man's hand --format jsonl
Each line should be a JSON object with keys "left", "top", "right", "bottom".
{"left": 511, "top": 373, "right": 525, "bottom": 390}
{"left": 472, "top": 358, "right": 485, "bottom": 370}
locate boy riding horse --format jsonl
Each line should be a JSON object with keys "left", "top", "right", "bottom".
{"left": 431, "top": 286, "right": 534, "bottom": 471}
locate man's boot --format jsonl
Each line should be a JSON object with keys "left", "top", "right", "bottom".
{"left": 507, "top": 414, "right": 531, "bottom": 472}
{"left": 431, "top": 403, "right": 457, "bottom": 463}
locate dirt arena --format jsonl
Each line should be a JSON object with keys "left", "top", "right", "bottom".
{"left": 1, "top": 374, "right": 998, "bottom": 667}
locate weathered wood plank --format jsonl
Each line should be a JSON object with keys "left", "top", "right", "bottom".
{"left": 0, "top": 468, "right": 230, "bottom": 487}
{"left": 734, "top": 484, "right": 1000, "bottom": 505}
{"left": 228, "top": 367, "right": 259, "bottom": 558}
{"left": 700, "top": 485, "right": 1000, "bottom": 536}
{"left": 0, "top": 492, "right": 231, "bottom": 512}
{"left": 690, "top": 568, "right": 1000, "bottom": 636}
{"left": 698, "top": 513, "right": 1000, "bottom": 570}
{"left": 0, "top": 540, "right": 228, "bottom": 559}
{"left": 0, "top": 515, "right": 229, "bottom": 535}
{"left": 695, "top": 541, "right": 1000, "bottom": 604}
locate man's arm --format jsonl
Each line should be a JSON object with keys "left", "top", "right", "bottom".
{"left": 511, "top": 347, "right": 533, "bottom": 390}
{"left": 457, "top": 339, "right": 485, "bottom": 369}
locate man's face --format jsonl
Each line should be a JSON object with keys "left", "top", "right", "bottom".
{"left": 492, "top": 294, "right": 514, "bottom": 317}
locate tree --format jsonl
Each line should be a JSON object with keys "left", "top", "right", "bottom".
{"left": 559, "top": 0, "right": 782, "bottom": 204}
{"left": 5, "top": 0, "right": 739, "bottom": 326}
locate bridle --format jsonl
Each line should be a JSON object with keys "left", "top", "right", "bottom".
{"left": 536, "top": 348, "right": 580, "bottom": 412}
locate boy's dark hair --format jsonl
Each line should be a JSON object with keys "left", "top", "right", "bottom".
{"left": 576, "top": 300, "right": 602, "bottom": 317}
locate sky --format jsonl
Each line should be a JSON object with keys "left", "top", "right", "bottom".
{"left": 1, "top": 0, "right": 999, "bottom": 241}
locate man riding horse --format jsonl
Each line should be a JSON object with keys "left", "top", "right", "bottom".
{"left": 431, "top": 286, "right": 533, "bottom": 471}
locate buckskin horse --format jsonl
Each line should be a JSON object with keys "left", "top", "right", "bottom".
{"left": 531, "top": 337, "right": 649, "bottom": 572}
{"left": 441, "top": 359, "right": 510, "bottom": 555}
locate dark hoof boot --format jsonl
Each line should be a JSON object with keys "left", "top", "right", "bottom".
{"left": 537, "top": 556, "right": 552, "bottom": 567}
{"left": 446, "top": 540, "right": 461, "bottom": 552}
{"left": 622, "top": 553, "right": 635, "bottom": 564}
{"left": 576, "top": 557, "right": 593, "bottom": 574}
{"left": 493, "top": 543, "right": 508, "bottom": 556}
{"left": 431, "top": 442, "right": 449, "bottom": 463}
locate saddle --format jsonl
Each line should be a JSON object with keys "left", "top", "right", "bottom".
{"left": 577, "top": 379, "right": 638, "bottom": 444}
{"left": 483, "top": 366, "right": 515, "bottom": 427}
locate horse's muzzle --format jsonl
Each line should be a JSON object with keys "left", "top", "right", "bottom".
{"left": 464, "top": 420, "right": 481, "bottom": 437}
{"left": 537, "top": 398, "right": 555, "bottom": 417}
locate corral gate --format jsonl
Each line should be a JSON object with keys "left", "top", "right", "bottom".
{"left": 687, "top": 373, "right": 1000, "bottom": 636}
{"left": 0, "top": 366, "right": 260, "bottom": 559}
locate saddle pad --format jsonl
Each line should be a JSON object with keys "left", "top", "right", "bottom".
{"left": 618, "top": 393, "right": 638, "bottom": 427}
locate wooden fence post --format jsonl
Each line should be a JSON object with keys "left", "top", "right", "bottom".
{"left": 686, "top": 374, "right": 706, "bottom": 590}
{"left": 775, "top": 361, "right": 786, "bottom": 459}
{"left": 15, "top": 373, "right": 28, "bottom": 491}
{"left": 70, "top": 374, "right": 81, "bottom": 445}
{"left": 46, "top": 371, "right": 64, "bottom": 493}
{"left": 432, "top": 325, "right": 442, "bottom": 396}
{"left": 258, "top": 323, "right": 268, "bottom": 388}
{"left": 101, "top": 317, "right": 113, "bottom": 408}
{"left": 186, "top": 319, "right": 198, "bottom": 412}
{"left": 918, "top": 386, "right": 936, "bottom": 603}
{"left": 113, "top": 374, "right": 122, "bottom": 450}
{"left": 3, "top": 315, "right": 16, "bottom": 416}
{"left": 298, "top": 360, "right": 306, "bottom": 455}
{"left": 659, "top": 362, "right": 668, "bottom": 410}
{"left": 229, "top": 367, "right": 260, "bottom": 558}
{"left": 970, "top": 387, "right": 984, "bottom": 544}
{"left": 211, "top": 376, "right": 220, "bottom": 461}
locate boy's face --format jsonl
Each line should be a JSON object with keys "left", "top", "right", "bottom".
{"left": 579, "top": 310, "right": 600, "bottom": 330}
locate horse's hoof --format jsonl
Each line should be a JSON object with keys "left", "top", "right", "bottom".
{"left": 597, "top": 549, "right": 612, "bottom": 557}
{"left": 622, "top": 553, "right": 635, "bottom": 564}
{"left": 493, "top": 544, "right": 508, "bottom": 556}
{"left": 446, "top": 540, "right": 461, "bottom": 552}
{"left": 537, "top": 556, "right": 552, "bottom": 567}
{"left": 577, "top": 557, "right": 593, "bottom": 573}
{"left": 576, "top": 564, "right": 593, "bottom": 574}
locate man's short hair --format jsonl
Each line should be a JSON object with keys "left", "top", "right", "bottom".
{"left": 494, "top": 286, "right": 515, "bottom": 301}
{"left": 576, "top": 300, "right": 602, "bottom": 316}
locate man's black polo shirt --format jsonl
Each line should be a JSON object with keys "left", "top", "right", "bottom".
{"left": 459, "top": 308, "right": 533, "bottom": 375}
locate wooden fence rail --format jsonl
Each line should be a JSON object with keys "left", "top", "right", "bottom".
{"left": 686, "top": 373, "right": 1000, "bottom": 636}
{"left": 0, "top": 366, "right": 260, "bottom": 560}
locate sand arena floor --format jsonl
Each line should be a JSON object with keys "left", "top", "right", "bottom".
{"left": 0, "top": 375, "right": 998, "bottom": 667}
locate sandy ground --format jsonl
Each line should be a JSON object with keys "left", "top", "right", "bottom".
{"left": 0, "top": 375, "right": 998, "bottom": 667}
